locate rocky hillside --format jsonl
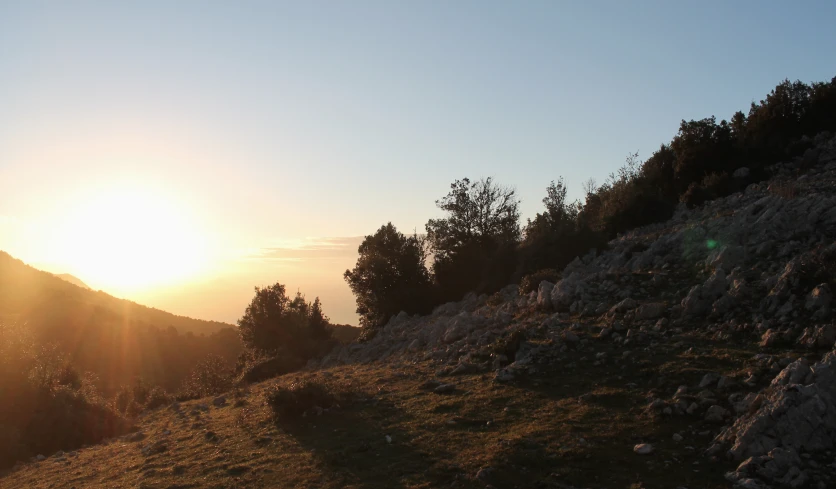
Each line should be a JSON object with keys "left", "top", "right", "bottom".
{"left": 312, "top": 132, "right": 836, "bottom": 488}
{"left": 4, "top": 133, "right": 836, "bottom": 489}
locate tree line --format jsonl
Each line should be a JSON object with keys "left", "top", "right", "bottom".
{"left": 344, "top": 76, "right": 836, "bottom": 338}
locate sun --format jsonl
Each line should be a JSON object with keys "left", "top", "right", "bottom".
{"left": 55, "top": 183, "right": 211, "bottom": 292}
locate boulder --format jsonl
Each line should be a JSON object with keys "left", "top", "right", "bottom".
{"left": 635, "top": 302, "right": 665, "bottom": 320}
{"left": 536, "top": 281, "right": 555, "bottom": 310}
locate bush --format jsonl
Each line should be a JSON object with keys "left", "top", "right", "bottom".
{"left": 680, "top": 172, "right": 734, "bottom": 207}
{"left": 519, "top": 269, "right": 561, "bottom": 294}
{"left": 0, "top": 322, "right": 129, "bottom": 468}
{"left": 797, "top": 245, "right": 836, "bottom": 291}
{"left": 178, "top": 354, "right": 233, "bottom": 400}
{"left": 144, "top": 387, "right": 173, "bottom": 410}
{"left": 265, "top": 380, "right": 337, "bottom": 419}
{"left": 238, "top": 353, "right": 304, "bottom": 384}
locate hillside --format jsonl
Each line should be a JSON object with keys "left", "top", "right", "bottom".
{"left": 54, "top": 273, "right": 91, "bottom": 289}
{"left": 5, "top": 136, "right": 835, "bottom": 488}
{"left": 0, "top": 252, "right": 233, "bottom": 336}
{"left": 0, "top": 252, "right": 243, "bottom": 392}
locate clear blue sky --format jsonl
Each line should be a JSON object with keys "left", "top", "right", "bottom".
{"left": 1, "top": 1, "right": 834, "bottom": 324}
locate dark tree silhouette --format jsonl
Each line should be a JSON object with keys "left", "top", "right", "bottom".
{"left": 237, "top": 283, "right": 334, "bottom": 358}
{"left": 344, "top": 223, "right": 432, "bottom": 332}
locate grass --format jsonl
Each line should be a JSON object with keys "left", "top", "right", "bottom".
{"left": 0, "top": 311, "right": 770, "bottom": 489}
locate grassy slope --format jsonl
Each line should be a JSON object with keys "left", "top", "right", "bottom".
{"left": 2, "top": 306, "right": 766, "bottom": 489}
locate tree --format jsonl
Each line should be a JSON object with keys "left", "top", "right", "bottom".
{"left": 237, "top": 283, "right": 333, "bottom": 358}
{"left": 517, "top": 178, "right": 599, "bottom": 277}
{"left": 426, "top": 177, "right": 521, "bottom": 299}
{"left": 344, "top": 223, "right": 432, "bottom": 331}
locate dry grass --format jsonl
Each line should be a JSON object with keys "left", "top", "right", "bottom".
{"left": 1, "top": 319, "right": 763, "bottom": 489}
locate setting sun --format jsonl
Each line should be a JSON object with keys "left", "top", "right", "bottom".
{"left": 52, "top": 183, "right": 210, "bottom": 292}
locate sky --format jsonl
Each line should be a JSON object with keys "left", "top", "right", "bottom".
{"left": 1, "top": 1, "right": 835, "bottom": 325}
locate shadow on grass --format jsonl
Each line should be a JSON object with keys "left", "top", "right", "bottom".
{"left": 273, "top": 399, "right": 470, "bottom": 489}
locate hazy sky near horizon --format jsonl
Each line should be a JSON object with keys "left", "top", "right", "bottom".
{"left": 1, "top": 1, "right": 835, "bottom": 325}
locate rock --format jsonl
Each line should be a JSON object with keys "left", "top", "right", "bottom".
{"left": 449, "top": 362, "right": 479, "bottom": 376}
{"left": 703, "top": 268, "right": 729, "bottom": 299}
{"left": 536, "top": 281, "right": 555, "bottom": 310}
{"left": 699, "top": 373, "right": 720, "bottom": 388}
{"left": 717, "top": 349, "right": 836, "bottom": 461}
{"left": 385, "top": 435, "right": 392, "bottom": 444}
{"left": 141, "top": 440, "right": 168, "bottom": 456}
{"left": 561, "top": 330, "right": 579, "bottom": 343}
{"left": 127, "top": 432, "right": 147, "bottom": 443}
{"left": 710, "top": 245, "right": 745, "bottom": 272}
{"left": 705, "top": 405, "right": 730, "bottom": 423}
{"left": 760, "top": 329, "right": 781, "bottom": 347}
{"left": 476, "top": 466, "right": 495, "bottom": 481}
{"left": 212, "top": 396, "right": 227, "bottom": 407}
{"left": 433, "top": 383, "right": 456, "bottom": 394}
{"left": 443, "top": 313, "right": 474, "bottom": 343}
{"left": 611, "top": 298, "right": 637, "bottom": 314}
{"left": 633, "top": 443, "right": 654, "bottom": 455}
{"left": 494, "top": 368, "right": 516, "bottom": 383}
{"left": 672, "top": 433, "right": 683, "bottom": 442}
{"left": 734, "top": 167, "right": 751, "bottom": 179}
{"left": 635, "top": 302, "right": 666, "bottom": 320}
{"left": 35, "top": 454, "right": 46, "bottom": 462}
{"left": 805, "top": 284, "right": 832, "bottom": 308}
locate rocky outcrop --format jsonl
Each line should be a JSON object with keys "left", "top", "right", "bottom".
{"left": 719, "top": 349, "right": 836, "bottom": 487}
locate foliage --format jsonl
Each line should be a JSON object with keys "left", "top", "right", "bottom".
{"left": 0, "top": 322, "right": 129, "bottom": 468}
{"left": 265, "top": 380, "right": 337, "bottom": 419}
{"left": 236, "top": 351, "right": 305, "bottom": 384}
{"left": 178, "top": 354, "right": 234, "bottom": 400}
{"left": 426, "top": 177, "right": 521, "bottom": 300}
{"left": 680, "top": 172, "right": 734, "bottom": 207}
{"left": 237, "top": 283, "right": 335, "bottom": 360}
{"left": 344, "top": 223, "right": 433, "bottom": 331}
{"left": 516, "top": 178, "right": 604, "bottom": 277}
{"left": 328, "top": 324, "right": 361, "bottom": 344}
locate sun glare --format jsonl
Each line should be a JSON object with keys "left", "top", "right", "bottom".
{"left": 54, "top": 184, "right": 210, "bottom": 292}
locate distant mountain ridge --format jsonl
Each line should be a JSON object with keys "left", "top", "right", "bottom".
{"left": 54, "top": 273, "right": 91, "bottom": 290}
{"left": 0, "top": 251, "right": 234, "bottom": 335}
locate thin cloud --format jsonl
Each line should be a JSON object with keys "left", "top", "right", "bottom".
{"left": 245, "top": 236, "right": 363, "bottom": 262}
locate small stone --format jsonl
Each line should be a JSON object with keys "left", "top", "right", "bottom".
{"left": 213, "top": 396, "right": 227, "bottom": 407}
{"left": 634, "top": 443, "right": 654, "bottom": 455}
{"left": 672, "top": 433, "right": 683, "bottom": 442}
{"left": 433, "top": 383, "right": 455, "bottom": 394}
{"left": 476, "top": 466, "right": 495, "bottom": 481}
{"left": 705, "top": 405, "right": 729, "bottom": 423}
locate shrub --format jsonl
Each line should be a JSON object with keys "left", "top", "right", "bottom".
{"left": 519, "top": 269, "right": 561, "bottom": 294}
{"left": 265, "top": 380, "right": 337, "bottom": 419}
{"left": 178, "top": 354, "right": 233, "bottom": 400}
{"left": 144, "top": 386, "right": 173, "bottom": 410}
{"left": 680, "top": 172, "right": 734, "bottom": 207}
{"left": 238, "top": 353, "right": 304, "bottom": 384}
{"left": 797, "top": 245, "right": 836, "bottom": 290}
{"left": 0, "top": 322, "right": 129, "bottom": 468}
